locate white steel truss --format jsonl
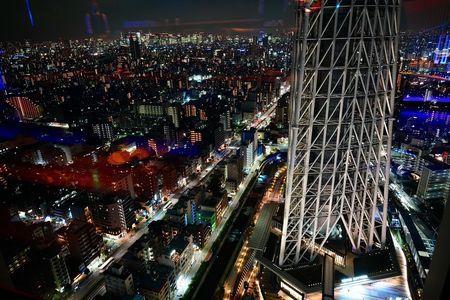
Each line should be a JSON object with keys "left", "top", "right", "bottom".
{"left": 279, "top": 0, "right": 401, "bottom": 266}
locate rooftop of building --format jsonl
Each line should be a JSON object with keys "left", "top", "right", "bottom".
{"left": 184, "top": 223, "right": 208, "bottom": 233}
{"left": 422, "top": 156, "right": 450, "bottom": 171}
{"left": 66, "top": 219, "right": 94, "bottom": 234}
{"left": 148, "top": 219, "right": 181, "bottom": 232}
{"left": 96, "top": 192, "right": 132, "bottom": 205}
{"left": 139, "top": 264, "right": 173, "bottom": 292}
{"left": 40, "top": 240, "right": 67, "bottom": 259}
{"left": 198, "top": 209, "right": 215, "bottom": 218}
{"left": 169, "top": 199, "right": 186, "bottom": 211}
{"left": 52, "top": 190, "right": 88, "bottom": 210}
{"left": 164, "top": 236, "right": 189, "bottom": 256}
{"left": 201, "top": 193, "right": 226, "bottom": 208}
{"left": 135, "top": 232, "right": 158, "bottom": 245}
{"left": 353, "top": 249, "right": 397, "bottom": 277}
{"left": 105, "top": 262, "right": 133, "bottom": 279}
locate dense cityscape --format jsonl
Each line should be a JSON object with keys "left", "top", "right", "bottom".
{"left": 0, "top": 1, "right": 449, "bottom": 300}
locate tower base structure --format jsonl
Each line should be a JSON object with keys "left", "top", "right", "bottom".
{"left": 258, "top": 232, "right": 403, "bottom": 299}
{"left": 249, "top": 204, "right": 405, "bottom": 300}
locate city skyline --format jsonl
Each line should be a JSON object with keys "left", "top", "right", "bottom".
{"left": 0, "top": 1, "right": 449, "bottom": 300}
{"left": 0, "top": 0, "right": 448, "bottom": 40}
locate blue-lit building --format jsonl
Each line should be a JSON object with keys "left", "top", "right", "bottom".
{"left": 0, "top": 48, "right": 7, "bottom": 91}
{"left": 433, "top": 31, "right": 450, "bottom": 65}
{"left": 0, "top": 68, "right": 5, "bottom": 91}
{"left": 166, "top": 197, "right": 198, "bottom": 226}
{"left": 241, "top": 128, "right": 257, "bottom": 146}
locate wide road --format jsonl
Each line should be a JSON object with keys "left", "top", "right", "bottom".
{"left": 194, "top": 155, "right": 281, "bottom": 300}
{"left": 249, "top": 83, "right": 290, "bottom": 130}
{"left": 390, "top": 182, "right": 420, "bottom": 212}
{"left": 227, "top": 163, "right": 286, "bottom": 298}
{"left": 179, "top": 154, "right": 266, "bottom": 298}
{"left": 69, "top": 149, "right": 231, "bottom": 300}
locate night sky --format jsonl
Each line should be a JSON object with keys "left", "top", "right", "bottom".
{"left": 0, "top": 0, "right": 449, "bottom": 40}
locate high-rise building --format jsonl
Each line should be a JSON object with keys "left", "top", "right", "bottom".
{"left": 65, "top": 220, "right": 102, "bottom": 268}
{"left": 184, "top": 104, "right": 197, "bottom": 117}
{"left": 131, "top": 167, "right": 159, "bottom": 199}
{"left": 241, "top": 128, "right": 258, "bottom": 155}
{"left": 199, "top": 108, "right": 208, "bottom": 121}
{"left": 241, "top": 141, "right": 254, "bottom": 171}
{"left": 0, "top": 51, "right": 6, "bottom": 91}
{"left": 157, "top": 236, "right": 194, "bottom": 276}
{"left": 185, "top": 223, "right": 211, "bottom": 249}
{"left": 214, "top": 125, "right": 225, "bottom": 149}
{"left": 226, "top": 155, "right": 244, "bottom": 183}
{"left": 434, "top": 31, "right": 450, "bottom": 65}
{"left": 129, "top": 33, "right": 142, "bottom": 60}
{"left": 416, "top": 158, "right": 450, "bottom": 204}
{"left": 107, "top": 173, "right": 136, "bottom": 199}
{"left": 220, "top": 111, "right": 232, "bottom": 132}
{"left": 190, "top": 130, "right": 203, "bottom": 144}
{"left": 279, "top": 0, "right": 400, "bottom": 266}
{"left": 92, "top": 123, "right": 115, "bottom": 141}
{"left": 138, "top": 104, "right": 164, "bottom": 118}
{"left": 163, "top": 123, "right": 178, "bottom": 146}
{"left": 199, "top": 192, "right": 228, "bottom": 226}
{"left": 90, "top": 193, "right": 136, "bottom": 235}
{"left": 167, "top": 105, "right": 181, "bottom": 128}
{"left": 42, "top": 244, "right": 71, "bottom": 291}
{"left": 129, "top": 233, "right": 161, "bottom": 263}
{"left": 186, "top": 198, "right": 199, "bottom": 225}
{"left": 166, "top": 201, "right": 187, "bottom": 225}
{"left": 0, "top": 241, "right": 30, "bottom": 278}
{"left": 148, "top": 220, "right": 180, "bottom": 248}
{"left": 275, "top": 95, "right": 289, "bottom": 126}
{"left": 225, "top": 155, "right": 244, "bottom": 193}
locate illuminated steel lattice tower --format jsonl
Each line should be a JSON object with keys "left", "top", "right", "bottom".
{"left": 279, "top": 0, "right": 400, "bottom": 266}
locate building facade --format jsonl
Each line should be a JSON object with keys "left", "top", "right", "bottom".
{"left": 91, "top": 194, "right": 136, "bottom": 235}
{"left": 43, "top": 244, "right": 71, "bottom": 291}
{"left": 65, "top": 220, "right": 102, "bottom": 268}
{"left": 104, "top": 262, "right": 135, "bottom": 297}
{"left": 6, "top": 96, "right": 42, "bottom": 120}
{"left": 417, "top": 161, "right": 450, "bottom": 204}
{"left": 92, "top": 123, "right": 115, "bottom": 141}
